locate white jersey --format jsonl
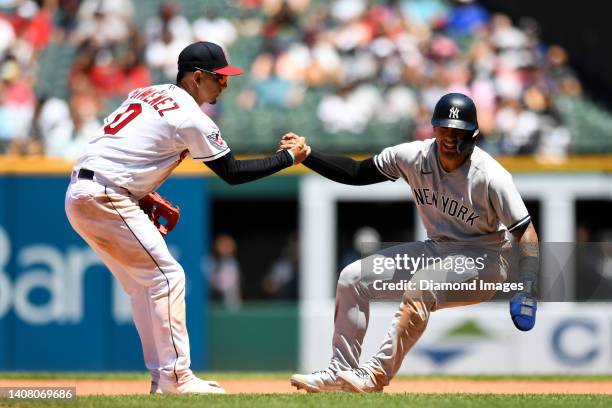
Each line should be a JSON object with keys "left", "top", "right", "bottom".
{"left": 75, "top": 84, "right": 230, "bottom": 198}
{"left": 374, "top": 138, "right": 530, "bottom": 246}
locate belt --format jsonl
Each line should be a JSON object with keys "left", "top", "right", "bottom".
{"left": 77, "top": 168, "right": 95, "bottom": 180}
{"left": 75, "top": 168, "right": 132, "bottom": 196}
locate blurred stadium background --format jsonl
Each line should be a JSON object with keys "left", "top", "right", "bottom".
{"left": 1, "top": 0, "right": 612, "bottom": 377}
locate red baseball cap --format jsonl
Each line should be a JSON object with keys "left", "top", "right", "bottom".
{"left": 177, "top": 41, "right": 243, "bottom": 76}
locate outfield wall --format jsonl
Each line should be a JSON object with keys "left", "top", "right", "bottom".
{"left": 2, "top": 159, "right": 612, "bottom": 373}
{"left": 0, "top": 174, "right": 209, "bottom": 371}
{"left": 300, "top": 301, "right": 612, "bottom": 374}
{"left": 299, "top": 174, "right": 612, "bottom": 374}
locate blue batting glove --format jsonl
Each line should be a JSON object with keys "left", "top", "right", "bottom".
{"left": 509, "top": 292, "right": 537, "bottom": 331}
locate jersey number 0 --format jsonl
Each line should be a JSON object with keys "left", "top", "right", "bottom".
{"left": 103, "top": 103, "right": 143, "bottom": 135}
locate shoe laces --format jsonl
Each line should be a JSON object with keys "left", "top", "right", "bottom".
{"left": 354, "top": 367, "right": 372, "bottom": 379}
{"left": 312, "top": 369, "right": 335, "bottom": 380}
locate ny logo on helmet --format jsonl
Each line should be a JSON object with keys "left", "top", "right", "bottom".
{"left": 449, "top": 107, "right": 460, "bottom": 119}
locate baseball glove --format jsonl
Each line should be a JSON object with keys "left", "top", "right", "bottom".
{"left": 139, "top": 191, "right": 180, "bottom": 236}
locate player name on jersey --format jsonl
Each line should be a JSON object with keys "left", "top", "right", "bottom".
{"left": 130, "top": 87, "right": 180, "bottom": 116}
{"left": 412, "top": 187, "right": 480, "bottom": 226}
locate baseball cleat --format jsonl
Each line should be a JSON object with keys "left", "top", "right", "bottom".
{"left": 156, "top": 377, "right": 226, "bottom": 394}
{"left": 290, "top": 369, "right": 346, "bottom": 393}
{"left": 336, "top": 367, "right": 383, "bottom": 393}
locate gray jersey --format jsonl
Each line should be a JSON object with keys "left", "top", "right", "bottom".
{"left": 373, "top": 138, "right": 530, "bottom": 245}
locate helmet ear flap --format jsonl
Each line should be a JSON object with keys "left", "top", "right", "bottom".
{"left": 456, "top": 128, "right": 480, "bottom": 155}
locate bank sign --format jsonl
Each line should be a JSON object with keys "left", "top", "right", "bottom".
{"left": 0, "top": 176, "right": 208, "bottom": 370}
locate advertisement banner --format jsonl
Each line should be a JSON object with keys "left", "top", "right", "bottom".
{"left": 300, "top": 302, "right": 612, "bottom": 374}
{"left": 0, "top": 176, "right": 209, "bottom": 371}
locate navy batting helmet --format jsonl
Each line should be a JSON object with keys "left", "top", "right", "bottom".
{"left": 431, "top": 93, "right": 479, "bottom": 153}
{"left": 431, "top": 93, "right": 478, "bottom": 132}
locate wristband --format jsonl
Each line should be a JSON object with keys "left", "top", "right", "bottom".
{"left": 286, "top": 149, "right": 296, "bottom": 165}
{"left": 518, "top": 255, "right": 539, "bottom": 296}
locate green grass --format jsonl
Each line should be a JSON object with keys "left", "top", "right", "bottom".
{"left": 1, "top": 373, "right": 611, "bottom": 407}
{"left": 2, "top": 394, "right": 612, "bottom": 408}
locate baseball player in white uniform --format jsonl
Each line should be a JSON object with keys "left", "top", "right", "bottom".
{"left": 284, "top": 93, "right": 539, "bottom": 392}
{"left": 65, "top": 41, "right": 309, "bottom": 394}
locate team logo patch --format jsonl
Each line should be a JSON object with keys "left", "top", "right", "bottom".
{"left": 207, "top": 130, "right": 226, "bottom": 150}
{"left": 449, "top": 107, "right": 460, "bottom": 119}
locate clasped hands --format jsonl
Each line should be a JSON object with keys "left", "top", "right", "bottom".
{"left": 278, "top": 132, "right": 311, "bottom": 165}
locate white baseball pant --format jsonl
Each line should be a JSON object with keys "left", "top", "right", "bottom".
{"left": 65, "top": 173, "right": 194, "bottom": 385}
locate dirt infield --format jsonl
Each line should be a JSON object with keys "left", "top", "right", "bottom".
{"left": 1, "top": 378, "right": 611, "bottom": 395}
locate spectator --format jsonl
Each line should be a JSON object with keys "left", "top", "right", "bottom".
{"left": 0, "top": 58, "right": 35, "bottom": 154}
{"left": 74, "top": 0, "right": 134, "bottom": 46}
{"left": 192, "top": 9, "right": 238, "bottom": 48}
{"left": 20, "top": 0, "right": 53, "bottom": 53}
{"left": 545, "top": 44, "right": 582, "bottom": 97}
{"left": 262, "top": 232, "right": 299, "bottom": 300}
{"left": 55, "top": 0, "right": 81, "bottom": 40}
{"left": 304, "top": 33, "right": 343, "bottom": 86}
{"left": 145, "top": 1, "right": 191, "bottom": 45}
{"left": 69, "top": 39, "right": 118, "bottom": 98}
{"left": 535, "top": 112, "right": 571, "bottom": 162}
{"left": 145, "top": 27, "right": 188, "bottom": 83}
{"left": 0, "top": 16, "right": 16, "bottom": 59}
{"left": 376, "top": 84, "right": 418, "bottom": 124}
{"left": 62, "top": 96, "right": 101, "bottom": 160}
{"left": 262, "top": 0, "right": 305, "bottom": 42}
{"left": 239, "top": 51, "right": 305, "bottom": 110}
{"left": 208, "top": 234, "right": 242, "bottom": 310}
{"left": 113, "top": 27, "right": 151, "bottom": 97}
{"left": 446, "top": 0, "right": 489, "bottom": 35}
{"left": 330, "top": 0, "right": 367, "bottom": 24}
{"left": 400, "top": 0, "right": 448, "bottom": 28}
{"left": 0, "top": 81, "right": 12, "bottom": 153}
{"left": 36, "top": 95, "right": 72, "bottom": 157}
{"left": 39, "top": 86, "right": 101, "bottom": 160}
{"left": 0, "top": 0, "right": 599, "bottom": 158}
{"left": 317, "top": 80, "right": 381, "bottom": 134}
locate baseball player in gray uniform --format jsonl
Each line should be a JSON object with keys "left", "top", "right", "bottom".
{"left": 283, "top": 93, "right": 539, "bottom": 392}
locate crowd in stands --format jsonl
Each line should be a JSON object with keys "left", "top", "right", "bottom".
{"left": 0, "top": 0, "right": 587, "bottom": 160}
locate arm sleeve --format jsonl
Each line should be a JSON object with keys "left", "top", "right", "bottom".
{"left": 302, "top": 150, "right": 389, "bottom": 185}
{"left": 489, "top": 172, "right": 531, "bottom": 232}
{"left": 205, "top": 150, "right": 293, "bottom": 185}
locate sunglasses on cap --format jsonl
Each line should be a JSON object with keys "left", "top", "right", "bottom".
{"left": 195, "top": 67, "right": 228, "bottom": 85}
